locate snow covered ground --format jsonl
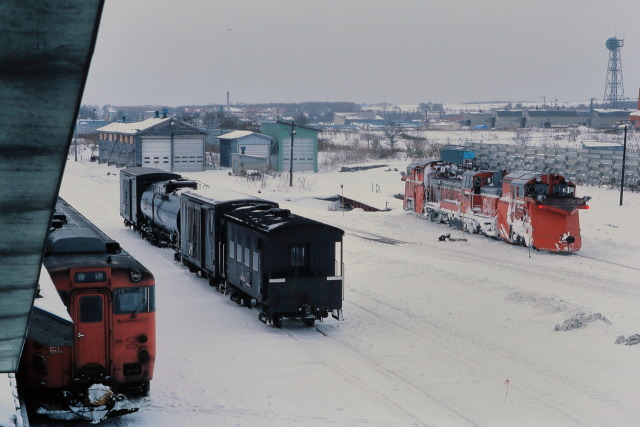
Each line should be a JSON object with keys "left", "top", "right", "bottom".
{"left": 28, "top": 147, "right": 640, "bottom": 426}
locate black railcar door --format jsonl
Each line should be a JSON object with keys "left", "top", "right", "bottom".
{"left": 218, "top": 219, "right": 227, "bottom": 279}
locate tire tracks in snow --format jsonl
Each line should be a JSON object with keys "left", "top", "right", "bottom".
{"left": 281, "top": 326, "right": 478, "bottom": 426}
{"left": 342, "top": 288, "right": 627, "bottom": 426}
{"left": 344, "top": 222, "right": 640, "bottom": 300}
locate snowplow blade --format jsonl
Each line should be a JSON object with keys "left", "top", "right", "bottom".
{"left": 36, "top": 384, "right": 139, "bottom": 424}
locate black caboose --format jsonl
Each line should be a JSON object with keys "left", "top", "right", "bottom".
{"left": 223, "top": 205, "right": 344, "bottom": 327}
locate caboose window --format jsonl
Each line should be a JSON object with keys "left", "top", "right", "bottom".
{"left": 253, "top": 250, "right": 259, "bottom": 272}
{"left": 229, "top": 239, "right": 235, "bottom": 259}
{"left": 114, "top": 287, "right": 155, "bottom": 314}
{"left": 244, "top": 247, "right": 250, "bottom": 267}
{"left": 290, "top": 245, "right": 306, "bottom": 267}
{"left": 79, "top": 295, "right": 103, "bottom": 323}
{"left": 237, "top": 243, "right": 243, "bottom": 263}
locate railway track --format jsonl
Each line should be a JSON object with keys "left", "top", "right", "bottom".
{"left": 573, "top": 252, "right": 640, "bottom": 273}
{"left": 341, "top": 226, "right": 410, "bottom": 245}
{"left": 275, "top": 284, "right": 630, "bottom": 426}
{"left": 342, "top": 222, "right": 640, "bottom": 300}
{"left": 280, "top": 323, "right": 478, "bottom": 426}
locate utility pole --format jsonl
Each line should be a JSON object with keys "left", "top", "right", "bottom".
{"left": 620, "top": 125, "right": 627, "bottom": 206}
{"left": 74, "top": 119, "right": 77, "bottom": 161}
{"left": 424, "top": 105, "right": 429, "bottom": 130}
{"left": 289, "top": 121, "right": 296, "bottom": 187}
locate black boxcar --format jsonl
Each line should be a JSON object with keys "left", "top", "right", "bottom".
{"left": 179, "top": 189, "right": 278, "bottom": 282}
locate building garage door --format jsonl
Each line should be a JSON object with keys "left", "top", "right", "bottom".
{"left": 173, "top": 136, "right": 204, "bottom": 172}
{"left": 242, "top": 143, "right": 269, "bottom": 158}
{"left": 282, "top": 137, "right": 315, "bottom": 172}
{"left": 142, "top": 137, "right": 171, "bottom": 169}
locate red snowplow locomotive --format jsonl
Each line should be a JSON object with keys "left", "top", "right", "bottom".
{"left": 403, "top": 150, "right": 590, "bottom": 252}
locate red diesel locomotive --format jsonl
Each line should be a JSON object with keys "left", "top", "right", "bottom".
{"left": 19, "top": 198, "right": 155, "bottom": 423}
{"left": 403, "top": 157, "right": 590, "bottom": 252}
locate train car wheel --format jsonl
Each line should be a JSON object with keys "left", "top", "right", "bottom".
{"left": 142, "top": 381, "right": 150, "bottom": 396}
{"left": 273, "top": 314, "right": 283, "bottom": 329}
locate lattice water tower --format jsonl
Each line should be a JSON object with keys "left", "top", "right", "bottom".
{"left": 603, "top": 37, "right": 624, "bottom": 108}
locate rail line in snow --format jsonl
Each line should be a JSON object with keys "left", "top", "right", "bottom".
{"left": 342, "top": 289, "right": 619, "bottom": 425}
{"left": 573, "top": 252, "right": 640, "bottom": 273}
{"left": 343, "top": 223, "right": 640, "bottom": 300}
{"left": 280, "top": 324, "right": 478, "bottom": 426}
{"left": 341, "top": 226, "right": 410, "bottom": 245}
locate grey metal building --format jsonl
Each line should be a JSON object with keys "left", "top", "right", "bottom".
{"left": 590, "top": 109, "right": 630, "bottom": 129}
{"left": 98, "top": 117, "right": 207, "bottom": 172}
{"left": 524, "top": 110, "right": 586, "bottom": 127}
{"left": 218, "top": 130, "right": 273, "bottom": 168}
{"left": 493, "top": 110, "right": 525, "bottom": 129}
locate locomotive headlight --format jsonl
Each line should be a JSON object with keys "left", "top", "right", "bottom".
{"left": 535, "top": 176, "right": 542, "bottom": 183}
{"left": 536, "top": 195, "right": 546, "bottom": 202}
{"left": 130, "top": 269, "right": 142, "bottom": 282}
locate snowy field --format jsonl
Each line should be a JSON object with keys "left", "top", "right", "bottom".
{"left": 30, "top": 145, "right": 640, "bottom": 426}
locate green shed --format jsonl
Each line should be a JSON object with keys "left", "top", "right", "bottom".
{"left": 261, "top": 121, "right": 319, "bottom": 173}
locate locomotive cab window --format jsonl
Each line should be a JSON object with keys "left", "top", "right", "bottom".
{"left": 229, "top": 239, "right": 235, "bottom": 259}
{"left": 553, "top": 184, "right": 574, "bottom": 196}
{"left": 526, "top": 184, "right": 548, "bottom": 196}
{"left": 114, "top": 286, "right": 155, "bottom": 314}
{"left": 79, "top": 295, "right": 103, "bottom": 323}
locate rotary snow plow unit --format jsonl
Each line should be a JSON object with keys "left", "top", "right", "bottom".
{"left": 35, "top": 383, "right": 139, "bottom": 424}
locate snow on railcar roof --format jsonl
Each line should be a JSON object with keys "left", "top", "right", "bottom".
{"left": 120, "top": 166, "right": 182, "bottom": 178}
{"left": 225, "top": 204, "right": 344, "bottom": 235}
{"left": 181, "top": 187, "right": 275, "bottom": 206}
{"left": 34, "top": 264, "right": 72, "bottom": 324}
{"left": 503, "top": 170, "right": 540, "bottom": 184}
{"left": 406, "top": 158, "right": 439, "bottom": 169}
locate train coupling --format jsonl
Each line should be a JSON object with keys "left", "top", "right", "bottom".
{"left": 36, "top": 384, "right": 138, "bottom": 424}
{"left": 258, "top": 312, "right": 269, "bottom": 324}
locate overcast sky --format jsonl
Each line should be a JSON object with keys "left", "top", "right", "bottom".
{"left": 82, "top": 0, "right": 640, "bottom": 107}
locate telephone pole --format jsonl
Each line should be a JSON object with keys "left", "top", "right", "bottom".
{"left": 289, "top": 121, "right": 295, "bottom": 187}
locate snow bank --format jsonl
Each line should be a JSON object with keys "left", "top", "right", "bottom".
{"left": 0, "top": 374, "right": 22, "bottom": 427}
